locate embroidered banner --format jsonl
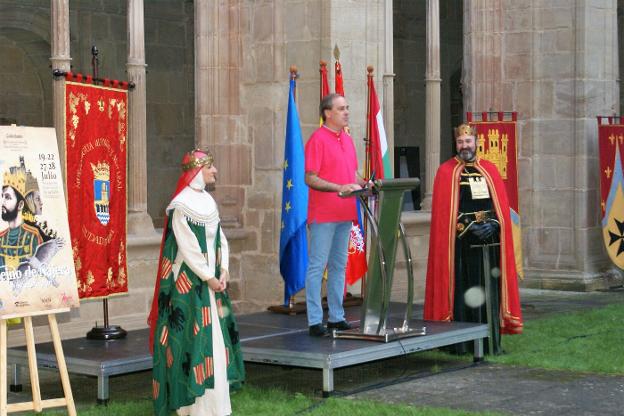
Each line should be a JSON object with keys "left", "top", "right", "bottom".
{"left": 597, "top": 117, "right": 624, "bottom": 270}
{"left": 65, "top": 80, "right": 128, "bottom": 298}
{"left": 0, "top": 126, "right": 79, "bottom": 318}
{"left": 468, "top": 112, "right": 523, "bottom": 278}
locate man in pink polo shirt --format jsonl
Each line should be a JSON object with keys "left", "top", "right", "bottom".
{"left": 304, "top": 93, "right": 363, "bottom": 336}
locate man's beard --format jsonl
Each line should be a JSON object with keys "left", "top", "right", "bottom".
{"left": 458, "top": 149, "right": 476, "bottom": 162}
{"left": 1, "top": 206, "right": 19, "bottom": 222}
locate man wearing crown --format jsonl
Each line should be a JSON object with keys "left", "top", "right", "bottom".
{"left": 0, "top": 161, "right": 44, "bottom": 272}
{"left": 424, "top": 124, "right": 523, "bottom": 355}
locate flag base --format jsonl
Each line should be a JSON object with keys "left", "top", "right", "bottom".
{"left": 331, "top": 325, "right": 427, "bottom": 343}
{"left": 86, "top": 325, "right": 127, "bottom": 340}
{"left": 267, "top": 303, "right": 306, "bottom": 315}
{"left": 267, "top": 293, "right": 363, "bottom": 315}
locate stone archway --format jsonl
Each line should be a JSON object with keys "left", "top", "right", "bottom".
{"left": 0, "top": 27, "right": 52, "bottom": 127}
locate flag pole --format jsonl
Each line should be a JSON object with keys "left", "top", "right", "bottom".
{"left": 268, "top": 65, "right": 307, "bottom": 315}
{"left": 362, "top": 65, "right": 375, "bottom": 298}
{"left": 288, "top": 64, "right": 298, "bottom": 310}
{"left": 290, "top": 65, "right": 298, "bottom": 99}
{"left": 86, "top": 45, "right": 127, "bottom": 341}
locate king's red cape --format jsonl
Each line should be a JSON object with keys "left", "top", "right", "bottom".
{"left": 423, "top": 157, "right": 523, "bottom": 334}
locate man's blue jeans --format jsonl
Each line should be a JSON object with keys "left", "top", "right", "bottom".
{"left": 305, "top": 221, "right": 352, "bottom": 326}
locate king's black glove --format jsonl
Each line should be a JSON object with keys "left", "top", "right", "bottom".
{"left": 471, "top": 221, "right": 499, "bottom": 241}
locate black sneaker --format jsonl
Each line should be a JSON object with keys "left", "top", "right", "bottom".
{"left": 309, "top": 324, "right": 327, "bottom": 337}
{"left": 327, "top": 320, "right": 351, "bottom": 331}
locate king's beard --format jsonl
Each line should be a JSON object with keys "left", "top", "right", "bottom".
{"left": 458, "top": 149, "right": 476, "bottom": 162}
{"left": 1, "top": 205, "right": 19, "bottom": 222}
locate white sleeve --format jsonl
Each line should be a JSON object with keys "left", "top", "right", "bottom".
{"left": 172, "top": 209, "right": 215, "bottom": 281}
{"left": 220, "top": 226, "right": 229, "bottom": 272}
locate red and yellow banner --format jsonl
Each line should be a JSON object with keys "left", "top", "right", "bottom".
{"left": 468, "top": 112, "right": 523, "bottom": 278}
{"left": 468, "top": 112, "right": 519, "bottom": 212}
{"left": 597, "top": 117, "right": 624, "bottom": 270}
{"left": 65, "top": 79, "right": 128, "bottom": 298}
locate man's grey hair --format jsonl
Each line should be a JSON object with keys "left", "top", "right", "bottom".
{"left": 319, "top": 93, "right": 343, "bottom": 122}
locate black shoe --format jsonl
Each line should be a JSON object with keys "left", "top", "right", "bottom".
{"left": 327, "top": 320, "right": 351, "bottom": 331}
{"left": 309, "top": 324, "right": 327, "bottom": 337}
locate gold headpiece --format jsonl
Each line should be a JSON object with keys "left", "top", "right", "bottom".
{"left": 454, "top": 123, "right": 475, "bottom": 139}
{"left": 2, "top": 157, "right": 29, "bottom": 198}
{"left": 181, "top": 149, "right": 213, "bottom": 172}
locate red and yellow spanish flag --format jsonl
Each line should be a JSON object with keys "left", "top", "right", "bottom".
{"left": 65, "top": 74, "right": 128, "bottom": 298}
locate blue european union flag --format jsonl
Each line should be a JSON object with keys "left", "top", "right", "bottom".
{"left": 279, "top": 79, "right": 308, "bottom": 305}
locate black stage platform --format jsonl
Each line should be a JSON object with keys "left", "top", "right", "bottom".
{"left": 7, "top": 304, "right": 487, "bottom": 402}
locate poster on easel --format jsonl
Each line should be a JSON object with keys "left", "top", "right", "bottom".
{"left": 0, "top": 125, "right": 80, "bottom": 319}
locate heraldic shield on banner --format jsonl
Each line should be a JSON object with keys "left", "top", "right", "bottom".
{"left": 598, "top": 117, "right": 624, "bottom": 270}
{"left": 92, "top": 161, "right": 111, "bottom": 226}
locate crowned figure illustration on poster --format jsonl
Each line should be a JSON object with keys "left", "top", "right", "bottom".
{"left": 0, "top": 126, "right": 79, "bottom": 318}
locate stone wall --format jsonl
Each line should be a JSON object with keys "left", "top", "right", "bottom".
{"left": 0, "top": 0, "right": 195, "bottom": 226}
{"left": 145, "top": 0, "right": 195, "bottom": 227}
{"left": 464, "top": 0, "right": 622, "bottom": 290}
{"left": 233, "top": 0, "right": 387, "bottom": 310}
{"left": 0, "top": 0, "right": 194, "bottom": 345}
{"left": 0, "top": 1, "right": 53, "bottom": 127}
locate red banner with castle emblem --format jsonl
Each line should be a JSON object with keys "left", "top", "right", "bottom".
{"left": 597, "top": 117, "right": 624, "bottom": 270}
{"left": 468, "top": 112, "right": 523, "bottom": 277}
{"left": 65, "top": 80, "right": 128, "bottom": 298}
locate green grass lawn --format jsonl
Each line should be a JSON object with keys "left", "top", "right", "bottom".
{"left": 27, "top": 386, "right": 503, "bottom": 416}
{"left": 490, "top": 302, "right": 624, "bottom": 374}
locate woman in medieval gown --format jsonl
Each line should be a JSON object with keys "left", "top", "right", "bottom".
{"left": 148, "top": 149, "right": 245, "bottom": 416}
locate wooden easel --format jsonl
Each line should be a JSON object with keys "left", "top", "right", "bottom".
{"left": 0, "top": 308, "right": 76, "bottom": 416}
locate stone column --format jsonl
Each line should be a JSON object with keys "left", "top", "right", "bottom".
{"left": 194, "top": 0, "right": 249, "bottom": 227}
{"left": 382, "top": 0, "right": 395, "bottom": 175}
{"left": 194, "top": 0, "right": 214, "bottom": 148}
{"left": 462, "top": 0, "right": 503, "bottom": 112}
{"left": 50, "top": 0, "right": 71, "bottom": 170}
{"left": 194, "top": 0, "right": 252, "bottom": 309}
{"left": 421, "top": 0, "right": 441, "bottom": 210}
{"left": 126, "top": 0, "right": 155, "bottom": 235}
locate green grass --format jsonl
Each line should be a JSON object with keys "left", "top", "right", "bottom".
{"left": 489, "top": 302, "right": 624, "bottom": 374}
{"left": 23, "top": 386, "right": 503, "bottom": 416}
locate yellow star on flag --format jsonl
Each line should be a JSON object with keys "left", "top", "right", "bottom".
{"left": 283, "top": 159, "right": 289, "bottom": 170}
{"left": 286, "top": 179, "right": 293, "bottom": 190}
{"left": 285, "top": 201, "right": 292, "bottom": 212}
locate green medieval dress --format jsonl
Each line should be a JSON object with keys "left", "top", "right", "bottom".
{"left": 152, "top": 189, "right": 245, "bottom": 415}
